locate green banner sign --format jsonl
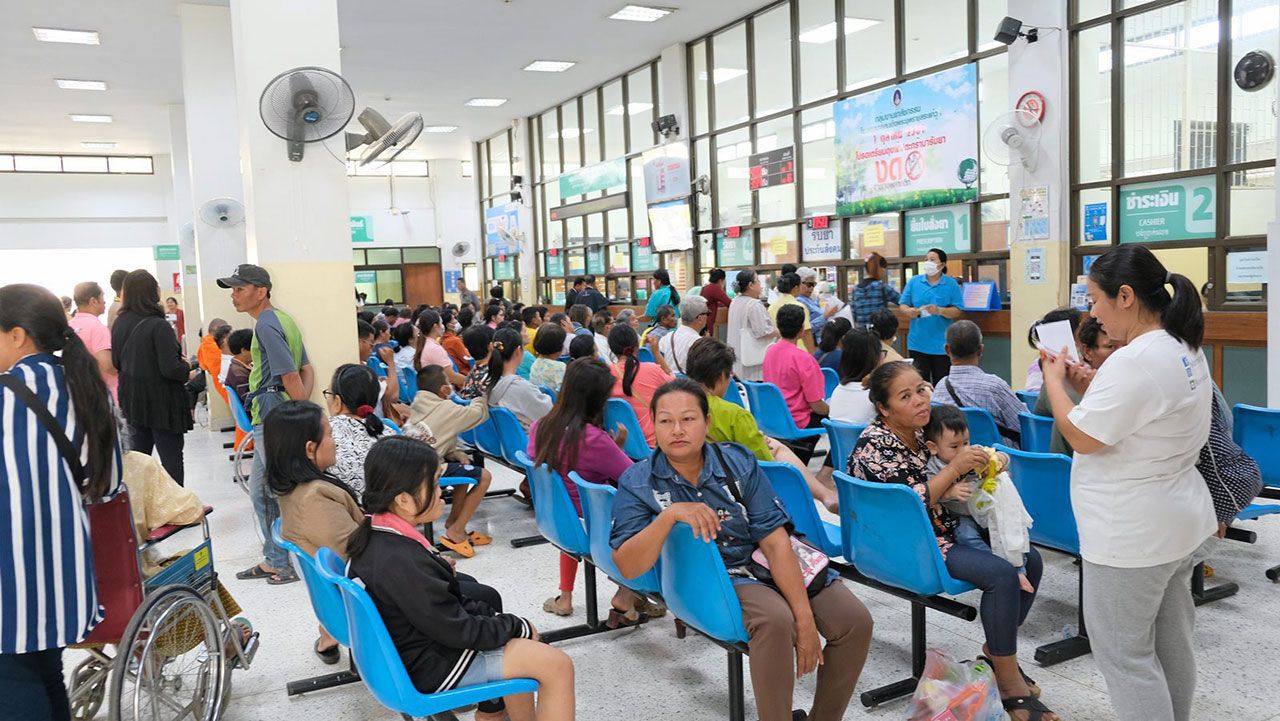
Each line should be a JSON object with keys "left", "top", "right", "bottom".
{"left": 632, "top": 242, "right": 659, "bottom": 272}
{"left": 1118, "top": 175, "right": 1215, "bottom": 244}
{"left": 716, "top": 233, "right": 754, "bottom": 267}
{"left": 493, "top": 256, "right": 515, "bottom": 281}
{"left": 545, "top": 252, "right": 564, "bottom": 277}
{"left": 351, "top": 215, "right": 374, "bottom": 243}
{"left": 904, "top": 205, "right": 970, "bottom": 257}
{"left": 559, "top": 158, "right": 627, "bottom": 198}
{"left": 586, "top": 245, "right": 605, "bottom": 275}
{"left": 153, "top": 245, "right": 180, "bottom": 261}
{"left": 354, "top": 270, "right": 377, "bottom": 284}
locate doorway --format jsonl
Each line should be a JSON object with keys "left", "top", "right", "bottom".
{"left": 404, "top": 263, "right": 443, "bottom": 307}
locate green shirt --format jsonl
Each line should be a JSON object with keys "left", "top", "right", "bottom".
{"left": 1033, "top": 386, "right": 1081, "bottom": 456}
{"left": 248, "top": 307, "right": 310, "bottom": 426}
{"left": 706, "top": 394, "right": 774, "bottom": 462}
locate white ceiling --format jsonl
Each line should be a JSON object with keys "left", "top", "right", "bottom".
{"left": 0, "top": 0, "right": 769, "bottom": 161}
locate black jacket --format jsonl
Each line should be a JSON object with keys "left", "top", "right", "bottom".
{"left": 576, "top": 286, "right": 609, "bottom": 314}
{"left": 348, "top": 529, "right": 532, "bottom": 693}
{"left": 111, "top": 311, "right": 192, "bottom": 433}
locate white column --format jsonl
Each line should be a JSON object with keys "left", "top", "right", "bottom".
{"left": 230, "top": 0, "right": 355, "bottom": 401}
{"left": 179, "top": 3, "right": 247, "bottom": 331}
{"left": 1268, "top": 107, "right": 1280, "bottom": 405}
{"left": 166, "top": 106, "right": 199, "bottom": 348}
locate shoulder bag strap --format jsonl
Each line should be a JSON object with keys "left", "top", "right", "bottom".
{"left": 0, "top": 373, "right": 87, "bottom": 487}
{"left": 709, "top": 443, "right": 745, "bottom": 506}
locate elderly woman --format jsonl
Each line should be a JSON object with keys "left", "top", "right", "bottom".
{"left": 849, "top": 361, "right": 1054, "bottom": 721}
{"left": 725, "top": 269, "right": 778, "bottom": 381}
{"left": 611, "top": 378, "right": 872, "bottom": 721}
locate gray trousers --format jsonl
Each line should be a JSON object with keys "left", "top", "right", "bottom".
{"left": 1083, "top": 552, "right": 1198, "bottom": 721}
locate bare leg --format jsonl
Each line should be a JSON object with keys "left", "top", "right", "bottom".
{"left": 500, "top": 637, "right": 575, "bottom": 721}
{"left": 611, "top": 587, "right": 640, "bottom": 612}
{"left": 769, "top": 440, "right": 839, "bottom": 511}
{"left": 445, "top": 470, "right": 492, "bottom": 542}
{"left": 316, "top": 625, "right": 337, "bottom": 653}
{"left": 984, "top": 647, "right": 1058, "bottom": 721}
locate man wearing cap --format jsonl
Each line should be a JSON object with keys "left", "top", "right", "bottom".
{"left": 219, "top": 263, "right": 313, "bottom": 585}
{"left": 851, "top": 252, "right": 900, "bottom": 327}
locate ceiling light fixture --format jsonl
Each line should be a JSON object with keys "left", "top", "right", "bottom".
{"left": 465, "top": 98, "right": 508, "bottom": 107}
{"left": 69, "top": 114, "right": 112, "bottom": 123}
{"left": 798, "top": 18, "right": 881, "bottom": 44}
{"left": 609, "top": 5, "right": 674, "bottom": 22}
{"left": 81, "top": 141, "right": 118, "bottom": 149}
{"left": 424, "top": 125, "right": 459, "bottom": 133}
{"left": 32, "top": 27, "right": 100, "bottom": 45}
{"left": 523, "top": 60, "right": 576, "bottom": 72}
{"left": 699, "top": 68, "right": 748, "bottom": 85}
{"left": 55, "top": 79, "right": 107, "bottom": 91}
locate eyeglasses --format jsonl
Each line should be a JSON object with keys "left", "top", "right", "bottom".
{"left": 321, "top": 389, "right": 338, "bottom": 400}
{"left": 803, "top": 281, "right": 817, "bottom": 287}
{"left": 696, "top": 312, "right": 709, "bottom": 318}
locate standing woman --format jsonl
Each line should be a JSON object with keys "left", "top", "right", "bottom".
{"left": 1040, "top": 246, "right": 1214, "bottom": 721}
{"left": 644, "top": 269, "right": 680, "bottom": 321}
{"left": 112, "top": 269, "right": 193, "bottom": 484}
{"left": 897, "top": 248, "right": 964, "bottom": 385}
{"left": 724, "top": 270, "right": 778, "bottom": 381}
{"left": 0, "top": 284, "right": 122, "bottom": 721}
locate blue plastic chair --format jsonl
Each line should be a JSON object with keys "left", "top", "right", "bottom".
{"left": 1018, "top": 412, "right": 1054, "bottom": 454}
{"left": 226, "top": 387, "right": 253, "bottom": 435}
{"left": 821, "top": 368, "right": 839, "bottom": 399}
{"left": 821, "top": 419, "right": 865, "bottom": 476}
{"left": 759, "top": 462, "right": 841, "bottom": 558}
{"left": 740, "top": 381, "right": 824, "bottom": 442}
{"left": 637, "top": 346, "right": 656, "bottom": 363}
{"left": 382, "top": 418, "right": 402, "bottom": 435}
{"left": 958, "top": 406, "right": 1003, "bottom": 447}
{"left": 604, "top": 398, "right": 652, "bottom": 461}
{"left": 397, "top": 367, "right": 415, "bottom": 404}
{"left": 490, "top": 407, "right": 530, "bottom": 468}
{"left": 1015, "top": 390, "right": 1039, "bottom": 413}
{"left": 314, "top": 548, "right": 538, "bottom": 716}
{"left": 513, "top": 452, "right": 589, "bottom": 556}
{"left": 572, "top": 475, "right": 662, "bottom": 595}
{"left": 538, "top": 385, "right": 557, "bottom": 404}
{"left": 723, "top": 378, "right": 746, "bottom": 408}
{"left": 997, "top": 446, "right": 1079, "bottom": 555}
{"left": 1233, "top": 404, "right": 1280, "bottom": 492}
{"left": 469, "top": 414, "right": 504, "bottom": 461}
{"left": 271, "top": 520, "right": 349, "bottom": 646}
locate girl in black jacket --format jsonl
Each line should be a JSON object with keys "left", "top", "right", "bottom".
{"left": 347, "top": 437, "right": 575, "bottom": 721}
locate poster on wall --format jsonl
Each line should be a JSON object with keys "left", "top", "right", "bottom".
{"left": 632, "top": 241, "right": 659, "bottom": 272}
{"left": 492, "top": 256, "right": 515, "bottom": 280}
{"left": 1118, "top": 175, "right": 1215, "bottom": 244}
{"left": 1083, "top": 202, "right": 1108, "bottom": 242}
{"left": 586, "top": 245, "right": 606, "bottom": 275}
{"left": 648, "top": 200, "right": 694, "bottom": 252}
{"left": 443, "top": 271, "right": 462, "bottom": 293}
{"left": 834, "top": 64, "right": 979, "bottom": 216}
{"left": 642, "top": 143, "right": 691, "bottom": 203}
{"left": 484, "top": 203, "right": 523, "bottom": 257}
{"left": 801, "top": 222, "right": 842, "bottom": 262}
{"left": 1018, "top": 186, "right": 1050, "bottom": 241}
{"left": 903, "top": 204, "right": 971, "bottom": 257}
{"left": 560, "top": 158, "right": 627, "bottom": 198}
{"left": 716, "top": 232, "right": 754, "bottom": 267}
{"left": 350, "top": 216, "right": 374, "bottom": 243}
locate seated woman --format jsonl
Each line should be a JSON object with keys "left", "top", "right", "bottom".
{"left": 607, "top": 323, "right": 675, "bottom": 447}
{"left": 391, "top": 321, "right": 418, "bottom": 372}
{"left": 486, "top": 327, "right": 553, "bottom": 431}
{"left": 267, "top": 400, "right": 364, "bottom": 665}
{"left": 348, "top": 437, "right": 575, "bottom": 721}
{"left": 325, "top": 364, "right": 395, "bottom": 501}
{"left": 813, "top": 317, "right": 852, "bottom": 372}
{"left": 529, "top": 323, "right": 568, "bottom": 391}
{"left": 567, "top": 334, "right": 598, "bottom": 361}
{"left": 610, "top": 379, "right": 872, "bottom": 721}
{"left": 458, "top": 324, "right": 495, "bottom": 399}
{"left": 528, "top": 358, "right": 659, "bottom": 624}
{"left": 848, "top": 361, "right": 1054, "bottom": 721}
{"left": 827, "top": 327, "right": 882, "bottom": 426}
{"left": 684, "top": 337, "right": 838, "bottom": 512}
{"left": 591, "top": 311, "right": 614, "bottom": 362}
{"left": 414, "top": 309, "right": 467, "bottom": 386}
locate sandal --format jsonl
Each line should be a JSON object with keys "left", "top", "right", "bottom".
{"left": 236, "top": 563, "right": 275, "bottom": 580}
{"left": 468, "top": 530, "right": 493, "bottom": 546}
{"left": 1002, "top": 695, "right": 1055, "bottom": 720}
{"left": 542, "top": 596, "right": 573, "bottom": 617}
{"left": 605, "top": 606, "right": 645, "bottom": 630}
{"left": 314, "top": 637, "right": 341, "bottom": 665}
{"left": 267, "top": 567, "right": 299, "bottom": 585}
{"left": 633, "top": 597, "right": 667, "bottom": 619}
{"left": 977, "top": 655, "right": 1040, "bottom": 698}
{"left": 438, "top": 535, "right": 476, "bottom": 558}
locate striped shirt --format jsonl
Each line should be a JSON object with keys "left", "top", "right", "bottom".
{"left": 1, "top": 354, "right": 122, "bottom": 654}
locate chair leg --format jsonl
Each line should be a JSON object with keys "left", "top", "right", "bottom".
{"left": 1191, "top": 561, "right": 1239, "bottom": 606}
{"left": 285, "top": 651, "right": 362, "bottom": 696}
{"left": 540, "top": 560, "right": 644, "bottom": 644}
{"left": 1035, "top": 560, "right": 1091, "bottom": 666}
{"left": 510, "top": 535, "right": 550, "bottom": 548}
{"left": 1266, "top": 563, "right": 1280, "bottom": 582}
{"left": 727, "top": 649, "right": 746, "bottom": 721}
{"left": 583, "top": 561, "right": 600, "bottom": 628}
{"left": 860, "top": 602, "right": 926, "bottom": 707}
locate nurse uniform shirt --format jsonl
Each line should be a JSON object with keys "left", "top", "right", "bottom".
{"left": 1067, "top": 329, "right": 1216, "bottom": 568}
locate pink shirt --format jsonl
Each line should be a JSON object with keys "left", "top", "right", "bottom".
{"left": 610, "top": 360, "right": 675, "bottom": 447}
{"left": 68, "top": 313, "right": 117, "bottom": 401}
{"left": 419, "top": 338, "right": 452, "bottom": 371}
{"left": 763, "top": 340, "right": 824, "bottom": 427}
{"left": 527, "top": 421, "right": 633, "bottom": 511}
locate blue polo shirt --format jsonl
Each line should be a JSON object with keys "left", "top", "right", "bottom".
{"left": 899, "top": 274, "right": 964, "bottom": 356}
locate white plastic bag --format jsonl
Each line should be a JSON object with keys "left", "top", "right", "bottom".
{"left": 906, "top": 649, "right": 1005, "bottom": 721}
{"left": 967, "top": 471, "right": 1032, "bottom": 569}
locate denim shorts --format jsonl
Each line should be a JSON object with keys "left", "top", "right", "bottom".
{"left": 455, "top": 648, "right": 506, "bottom": 688}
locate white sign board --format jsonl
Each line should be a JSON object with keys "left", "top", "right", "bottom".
{"left": 1227, "top": 251, "right": 1268, "bottom": 284}
{"left": 642, "top": 143, "right": 691, "bottom": 204}
{"left": 801, "top": 224, "right": 843, "bottom": 262}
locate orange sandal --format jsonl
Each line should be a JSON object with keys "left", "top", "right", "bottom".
{"left": 438, "top": 535, "right": 476, "bottom": 558}
{"left": 468, "top": 530, "right": 493, "bottom": 546}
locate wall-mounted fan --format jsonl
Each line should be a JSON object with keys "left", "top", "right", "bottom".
{"left": 179, "top": 221, "right": 195, "bottom": 244}
{"left": 198, "top": 197, "right": 245, "bottom": 227}
{"left": 982, "top": 109, "right": 1043, "bottom": 172}
{"left": 345, "top": 108, "right": 424, "bottom": 167}
{"left": 259, "top": 66, "right": 356, "bottom": 161}
{"left": 450, "top": 241, "right": 472, "bottom": 258}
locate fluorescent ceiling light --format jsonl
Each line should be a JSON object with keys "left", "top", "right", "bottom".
{"left": 465, "top": 98, "right": 507, "bottom": 107}
{"left": 547, "top": 128, "right": 595, "bottom": 139}
{"left": 798, "top": 17, "right": 881, "bottom": 44}
{"left": 609, "top": 5, "right": 674, "bottom": 22}
{"left": 80, "top": 141, "right": 117, "bottom": 149}
{"left": 605, "top": 102, "right": 654, "bottom": 116}
{"left": 69, "top": 114, "right": 112, "bottom": 123}
{"left": 32, "top": 27, "right": 100, "bottom": 45}
{"left": 524, "top": 60, "right": 576, "bottom": 72}
{"left": 55, "top": 79, "right": 106, "bottom": 91}
{"left": 698, "top": 68, "right": 748, "bottom": 85}
{"left": 424, "top": 125, "right": 459, "bottom": 133}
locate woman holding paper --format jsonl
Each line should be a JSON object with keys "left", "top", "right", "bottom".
{"left": 1039, "top": 245, "right": 1214, "bottom": 721}
{"left": 898, "top": 248, "right": 964, "bottom": 384}
{"left": 725, "top": 270, "right": 778, "bottom": 381}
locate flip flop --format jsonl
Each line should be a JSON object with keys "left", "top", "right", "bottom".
{"left": 236, "top": 564, "right": 274, "bottom": 580}
{"left": 542, "top": 596, "right": 573, "bottom": 617}
{"left": 314, "top": 637, "right": 341, "bottom": 665}
{"left": 439, "top": 535, "right": 476, "bottom": 558}
{"left": 267, "top": 567, "right": 299, "bottom": 585}
{"left": 1002, "top": 695, "right": 1054, "bottom": 720}
{"left": 468, "top": 530, "right": 493, "bottom": 546}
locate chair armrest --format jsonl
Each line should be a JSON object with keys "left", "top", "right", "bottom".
{"left": 144, "top": 506, "right": 213, "bottom": 544}
{"left": 439, "top": 476, "right": 479, "bottom": 488}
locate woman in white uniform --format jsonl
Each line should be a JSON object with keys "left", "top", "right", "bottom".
{"left": 1039, "top": 245, "right": 1214, "bottom": 721}
{"left": 724, "top": 270, "right": 777, "bottom": 381}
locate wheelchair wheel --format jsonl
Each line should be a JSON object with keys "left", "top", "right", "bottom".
{"left": 109, "top": 585, "right": 226, "bottom": 721}
{"left": 69, "top": 653, "right": 110, "bottom": 721}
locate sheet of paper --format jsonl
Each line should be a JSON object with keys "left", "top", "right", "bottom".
{"left": 1034, "top": 320, "right": 1080, "bottom": 363}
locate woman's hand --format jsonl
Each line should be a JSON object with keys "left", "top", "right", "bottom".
{"left": 1039, "top": 348, "right": 1069, "bottom": 384}
{"left": 794, "top": 615, "right": 825, "bottom": 677}
{"left": 1065, "top": 361, "right": 1096, "bottom": 396}
{"left": 661, "top": 502, "right": 722, "bottom": 541}
{"left": 612, "top": 423, "right": 629, "bottom": 449}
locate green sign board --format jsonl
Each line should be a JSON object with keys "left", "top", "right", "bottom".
{"left": 350, "top": 215, "right": 374, "bottom": 243}
{"left": 559, "top": 158, "right": 627, "bottom": 198}
{"left": 632, "top": 242, "right": 659, "bottom": 272}
{"left": 904, "top": 204, "right": 971, "bottom": 257}
{"left": 492, "top": 256, "right": 515, "bottom": 281}
{"left": 716, "top": 233, "right": 754, "bottom": 267}
{"left": 586, "top": 245, "right": 605, "bottom": 275}
{"left": 153, "top": 245, "right": 180, "bottom": 261}
{"left": 354, "top": 270, "right": 377, "bottom": 284}
{"left": 1118, "top": 175, "right": 1215, "bottom": 244}
{"left": 545, "top": 252, "right": 564, "bottom": 277}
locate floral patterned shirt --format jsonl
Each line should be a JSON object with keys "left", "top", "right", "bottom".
{"left": 328, "top": 414, "right": 395, "bottom": 502}
{"left": 848, "top": 419, "right": 957, "bottom": 557}
{"left": 458, "top": 366, "right": 490, "bottom": 400}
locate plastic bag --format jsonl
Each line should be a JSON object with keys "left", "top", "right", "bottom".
{"left": 906, "top": 649, "right": 1004, "bottom": 721}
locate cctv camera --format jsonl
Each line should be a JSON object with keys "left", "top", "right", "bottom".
{"left": 994, "top": 16, "right": 1037, "bottom": 45}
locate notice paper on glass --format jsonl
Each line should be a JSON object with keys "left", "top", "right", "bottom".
{"left": 1033, "top": 320, "right": 1080, "bottom": 363}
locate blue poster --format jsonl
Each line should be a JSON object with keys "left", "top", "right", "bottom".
{"left": 444, "top": 271, "right": 462, "bottom": 293}
{"left": 1082, "top": 255, "right": 1098, "bottom": 274}
{"left": 484, "top": 203, "right": 522, "bottom": 258}
{"left": 1083, "top": 202, "right": 1108, "bottom": 242}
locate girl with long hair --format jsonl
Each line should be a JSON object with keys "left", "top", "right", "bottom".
{"left": 324, "top": 363, "right": 393, "bottom": 500}
{"left": 484, "top": 328, "right": 552, "bottom": 431}
{"left": 606, "top": 323, "right": 674, "bottom": 447}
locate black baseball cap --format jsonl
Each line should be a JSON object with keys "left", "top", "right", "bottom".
{"left": 217, "top": 264, "right": 272, "bottom": 289}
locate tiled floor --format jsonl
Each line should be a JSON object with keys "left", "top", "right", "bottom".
{"left": 67, "top": 426, "right": 1280, "bottom": 720}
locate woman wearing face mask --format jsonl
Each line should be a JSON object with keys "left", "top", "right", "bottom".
{"left": 897, "top": 248, "right": 964, "bottom": 385}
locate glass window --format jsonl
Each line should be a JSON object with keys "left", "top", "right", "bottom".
{"left": 759, "top": 225, "right": 799, "bottom": 266}
{"left": 1225, "top": 247, "right": 1267, "bottom": 304}
{"left": 755, "top": 115, "right": 797, "bottom": 223}
{"left": 1148, "top": 246, "right": 1209, "bottom": 293}
{"left": 753, "top": 4, "right": 793, "bottom": 117}
{"left": 630, "top": 158, "right": 649, "bottom": 238}
{"left": 798, "top": 0, "right": 837, "bottom": 103}
{"left": 586, "top": 213, "right": 604, "bottom": 248}
{"left": 977, "top": 0, "right": 1007, "bottom": 52}
{"left": 609, "top": 244, "right": 631, "bottom": 273}
{"left": 713, "top": 23, "right": 750, "bottom": 129}
{"left": 980, "top": 199, "right": 1010, "bottom": 251}
{"left": 107, "top": 156, "right": 152, "bottom": 173}
{"left": 699, "top": 233, "right": 716, "bottom": 269}
{"left": 801, "top": 104, "right": 836, "bottom": 217}
{"left": 402, "top": 247, "right": 440, "bottom": 263}
{"left": 1077, "top": 0, "right": 1112, "bottom": 22}
{"left": 1231, "top": 0, "right": 1278, "bottom": 163}
{"left": 851, "top": 213, "right": 901, "bottom": 258}
{"left": 367, "top": 248, "right": 401, "bottom": 265}
{"left": 1122, "top": 1, "right": 1219, "bottom": 178}
{"left": 1076, "top": 24, "right": 1112, "bottom": 183}
{"left": 717, "top": 230, "right": 756, "bottom": 267}
{"left": 716, "top": 128, "right": 753, "bottom": 227}
{"left": 61, "top": 156, "right": 108, "bottom": 172}
{"left": 691, "top": 41, "right": 710, "bottom": 136}
{"left": 544, "top": 182, "right": 563, "bottom": 249}
{"left": 695, "top": 138, "right": 712, "bottom": 230}
{"left": 561, "top": 100, "right": 581, "bottom": 173}
{"left": 582, "top": 91, "right": 601, "bottom": 166}
{"left": 844, "top": 0, "right": 896, "bottom": 91}
{"left": 665, "top": 251, "right": 694, "bottom": 291}
{"left": 376, "top": 269, "right": 404, "bottom": 303}
{"left": 15, "top": 155, "right": 61, "bottom": 172}
{"left": 566, "top": 217, "right": 585, "bottom": 247}
{"left": 607, "top": 206, "right": 630, "bottom": 244}
{"left": 603, "top": 81, "right": 626, "bottom": 160}
{"left": 489, "top": 134, "right": 511, "bottom": 192}
{"left": 904, "top": 0, "right": 967, "bottom": 73}
{"left": 477, "top": 141, "right": 489, "bottom": 197}
{"left": 627, "top": 66, "right": 657, "bottom": 151}
{"left": 550, "top": 278, "right": 567, "bottom": 306}
{"left": 1230, "top": 166, "right": 1276, "bottom": 237}
{"left": 979, "top": 53, "right": 1010, "bottom": 197}
{"left": 541, "top": 111, "right": 560, "bottom": 179}
{"left": 1078, "top": 187, "right": 1113, "bottom": 246}
{"left": 352, "top": 249, "right": 366, "bottom": 264}
{"left": 0, "top": 155, "right": 12, "bottom": 172}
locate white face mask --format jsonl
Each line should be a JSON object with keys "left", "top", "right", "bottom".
{"left": 922, "top": 261, "right": 940, "bottom": 277}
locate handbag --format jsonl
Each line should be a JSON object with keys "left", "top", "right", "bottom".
{"left": 1197, "top": 392, "right": 1262, "bottom": 524}
{"left": 711, "top": 444, "right": 830, "bottom": 597}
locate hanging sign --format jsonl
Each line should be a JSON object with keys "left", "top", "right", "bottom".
{"left": 632, "top": 242, "right": 659, "bottom": 272}
{"left": 648, "top": 200, "right": 694, "bottom": 252}
{"left": 642, "top": 143, "right": 691, "bottom": 203}
{"left": 1118, "top": 175, "right": 1215, "bottom": 244}
{"left": 904, "top": 204, "right": 971, "bottom": 256}
{"left": 153, "top": 244, "right": 181, "bottom": 261}
{"left": 559, "top": 157, "right": 627, "bottom": 198}
{"left": 492, "top": 256, "right": 515, "bottom": 280}
{"left": 801, "top": 223, "right": 843, "bottom": 262}
{"left": 717, "top": 232, "right": 754, "bottom": 266}
{"left": 350, "top": 216, "right": 374, "bottom": 243}
{"left": 748, "top": 146, "right": 795, "bottom": 191}
{"left": 484, "top": 203, "right": 523, "bottom": 257}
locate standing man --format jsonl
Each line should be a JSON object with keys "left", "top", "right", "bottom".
{"left": 699, "top": 268, "right": 733, "bottom": 339}
{"left": 577, "top": 275, "right": 609, "bottom": 314}
{"left": 457, "top": 278, "right": 481, "bottom": 313}
{"left": 852, "top": 252, "right": 901, "bottom": 327}
{"left": 106, "top": 268, "right": 127, "bottom": 328}
{"left": 565, "top": 277, "right": 585, "bottom": 312}
{"left": 219, "top": 264, "right": 313, "bottom": 585}
{"left": 68, "top": 281, "right": 118, "bottom": 402}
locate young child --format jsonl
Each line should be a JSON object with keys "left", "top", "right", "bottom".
{"left": 529, "top": 323, "right": 568, "bottom": 392}
{"left": 923, "top": 405, "right": 1035, "bottom": 593}
{"left": 346, "top": 437, "right": 576, "bottom": 721}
